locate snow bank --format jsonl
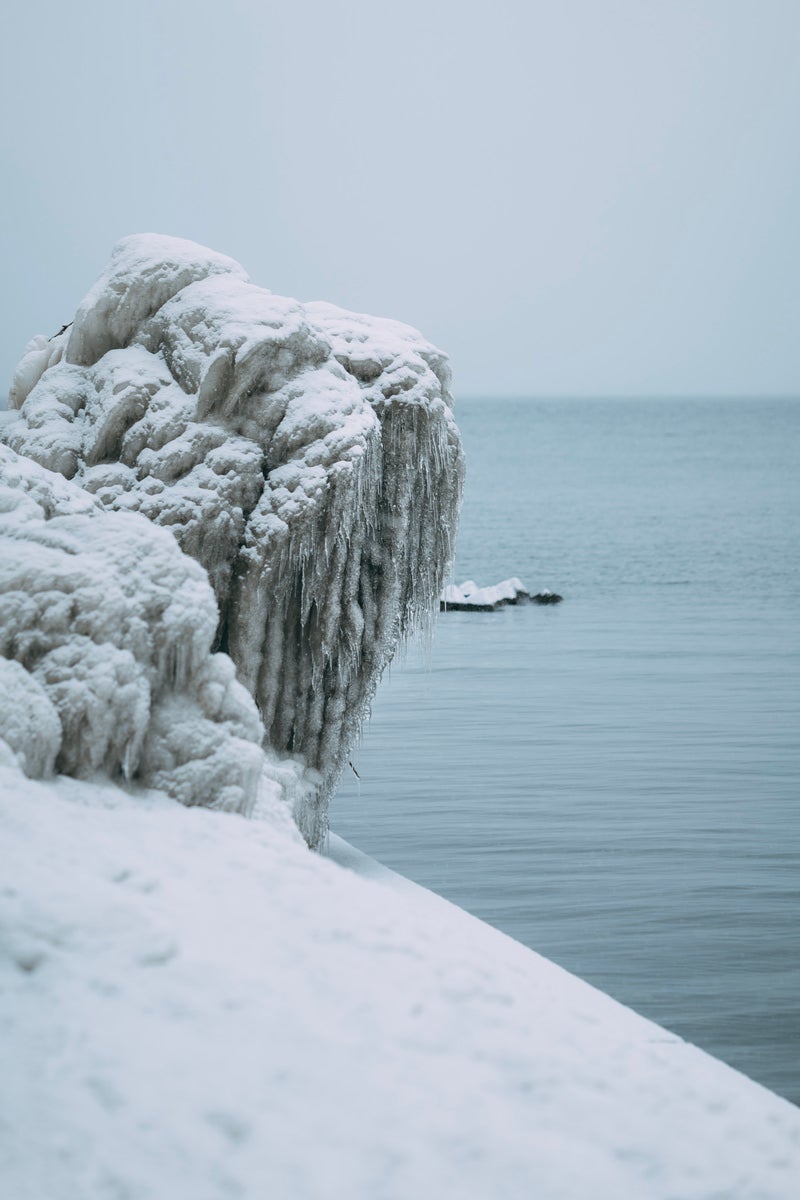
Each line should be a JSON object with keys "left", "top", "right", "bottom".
{"left": 3, "top": 235, "right": 464, "bottom": 844}
{"left": 1, "top": 771, "right": 798, "bottom": 1200}
{"left": 441, "top": 578, "right": 562, "bottom": 610}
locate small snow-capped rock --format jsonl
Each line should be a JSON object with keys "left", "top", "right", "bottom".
{"left": 440, "top": 579, "right": 563, "bottom": 611}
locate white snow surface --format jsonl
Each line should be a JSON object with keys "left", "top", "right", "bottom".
{"left": 1, "top": 767, "right": 798, "bottom": 1200}
{"left": 442, "top": 577, "right": 534, "bottom": 609}
{"left": 3, "top": 234, "right": 464, "bottom": 844}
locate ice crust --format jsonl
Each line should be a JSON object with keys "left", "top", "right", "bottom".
{"left": 0, "top": 443, "right": 268, "bottom": 814}
{"left": 3, "top": 235, "right": 464, "bottom": 843}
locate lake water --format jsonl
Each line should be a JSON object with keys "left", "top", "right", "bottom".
{"left": 332, "top": 397, "right": 800, "bottom": 1106}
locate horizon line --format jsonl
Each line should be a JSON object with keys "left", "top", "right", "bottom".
{"left": 454, "top": 392, "right": 800, "bottom": 402}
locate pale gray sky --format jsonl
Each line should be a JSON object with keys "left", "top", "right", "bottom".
{"left": 2, "top": 0, "right": 798, "bottom": 397}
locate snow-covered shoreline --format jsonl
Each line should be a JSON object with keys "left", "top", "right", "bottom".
{"left": 2, "top": 768, "right": 798, "bottom": 1200}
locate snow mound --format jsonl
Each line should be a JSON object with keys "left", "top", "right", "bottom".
{"left": 441, "top": 578, "right": 563, "bottom": 610}
{"left": 4, "top": 234, "right": 464, "bottom": 845}
{"left": 0, "top": 444, "right": 266, "bottom": 815}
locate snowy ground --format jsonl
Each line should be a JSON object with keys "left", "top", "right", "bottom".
{"left": 1, "top": 765, "right": 798, "bottom": 1200}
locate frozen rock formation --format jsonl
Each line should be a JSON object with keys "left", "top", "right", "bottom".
{"left": 440, "top": 579, "right": 563, "bottom": 611}
{"left": 0, "top": 443, "right": 269, "bottom": 815}
{"left": 3, "top": 235, "right": 464, "bottom": 844}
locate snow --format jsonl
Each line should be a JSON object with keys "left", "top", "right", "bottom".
{"left": 64, "top": 232, "right": 249, "bottom": 371}
{"left": 7, "top": 331, "right": 70, "bottom": 413}
{"left": 441, "top": 577, "right": 560, "bottom": 610}
{"left": 3, "top": 234, "right": 465, "bottom": 844}
{"left": 1, "top": 768, "right": 798, "bottom": 1200}
{"left": 0, "top": 443, "right": 271, "bottom": 816}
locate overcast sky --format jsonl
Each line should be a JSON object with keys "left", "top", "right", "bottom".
{"left": 2, "top": 0, "right": 798, "bottom": 397}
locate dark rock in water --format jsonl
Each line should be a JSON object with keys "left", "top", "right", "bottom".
{"left": 531, "top": 591, "right": 563, "bottom": 605}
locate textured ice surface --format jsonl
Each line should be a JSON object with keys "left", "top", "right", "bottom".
{"left": 0, "top": 444, "right": 266, "bottom": 814}
{"left": 3, "top": 235, "right": 464, "bottom": 843}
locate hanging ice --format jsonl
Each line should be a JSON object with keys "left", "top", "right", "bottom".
{"left": 3, "top": 235, "right": 465, "bottom": 844}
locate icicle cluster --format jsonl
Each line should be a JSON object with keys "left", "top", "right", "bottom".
{"left": 3, "top": 235, "right": 464, "bottom": 844}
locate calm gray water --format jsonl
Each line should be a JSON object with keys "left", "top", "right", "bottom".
{"left": 332, "top": 398, "right": 800, "bottom": 1105}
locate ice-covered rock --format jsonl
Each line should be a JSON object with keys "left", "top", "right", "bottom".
{"left": 0, "top": 444, "right": 267, "bottom": 815}
{"left": 3, "top": 235, "right": 464, "bottom": 844}
{"left": 440, "top": 578, "right": 562, "bottom": 611}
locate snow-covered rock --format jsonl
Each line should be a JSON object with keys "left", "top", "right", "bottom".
{"left": 1, "top": 772, "right": 798, "bottom": 1200}
{"left": 3, "top": 235, "right": 464, "bottom": 844}
{"left": 441, "top": 578, "right": 563, "bottom": 610}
